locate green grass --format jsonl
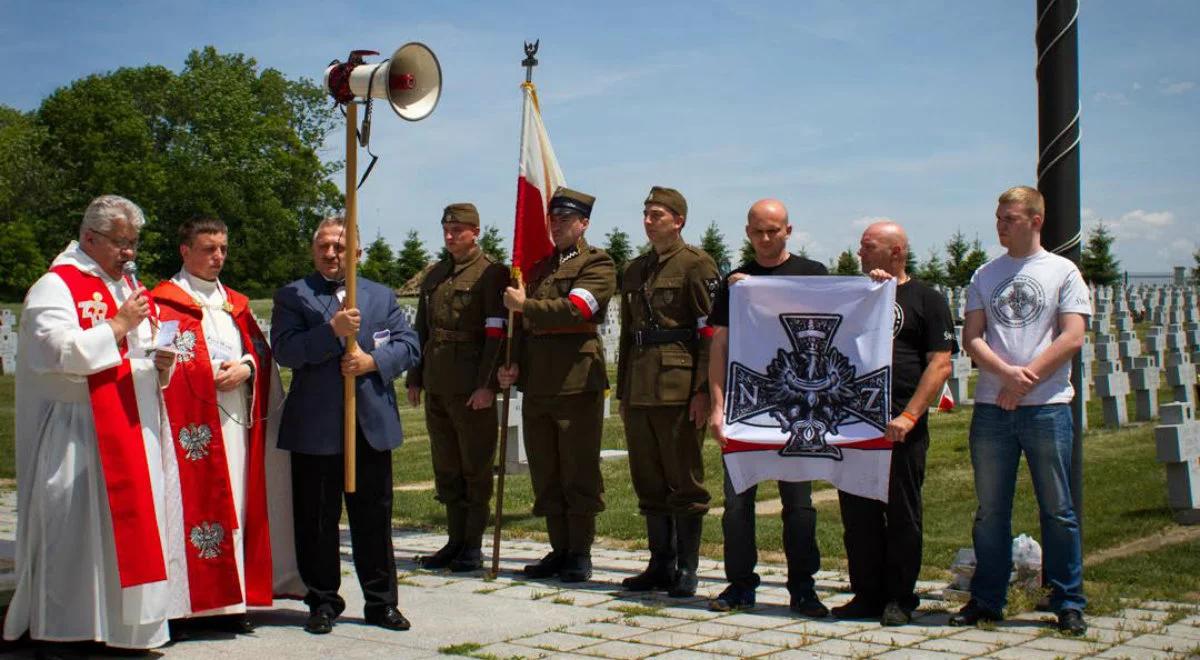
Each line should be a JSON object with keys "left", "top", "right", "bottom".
{"left": 437, "top": 642, "right": 483, "bottom": 656}
{"left": 3, "top": 307, "right": 1197, "bottom": 604}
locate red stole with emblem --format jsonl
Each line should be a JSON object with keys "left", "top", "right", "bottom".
{"left": 152, "top": 280, "right": 275, "bottom": 611}
{"left": 50, "top": 265, "right": 167, "bottom": 588}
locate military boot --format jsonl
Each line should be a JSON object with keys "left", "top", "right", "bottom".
{"left": 667, "top": 515, "right": 703, "bottom": 598}
{"left": 450, "top": 505, "right": 490, "bottom": 572}
{"left": 622, "top": 515, "right": 677, "bottom": 591}
{"left": 559, "top": 514, "right": 596, "bottom": 583}
{"left": 420, "top": 505, "right": 465, "bottom": 570}
{"left": 524, "top": 515, "right": 569, "bottom": 578}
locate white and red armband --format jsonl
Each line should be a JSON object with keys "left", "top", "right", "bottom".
{"left": 697, "top": 315, "right": 715, "bottom": 339}
{"left": 567, "top": 288, "right": 600, "bottom": 320}
{"left": 485, "top": 316, "right": 506, "bottom": 339}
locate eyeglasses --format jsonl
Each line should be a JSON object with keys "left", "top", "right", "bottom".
{"left": 91, "top": 229, "right": 140, "bottom": 251}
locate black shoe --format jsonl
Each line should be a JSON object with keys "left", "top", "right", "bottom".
{"left": 559, "top": 552, "right": 593, "bottom": 583}
{"left": 419, "top": 542, "right": 463, "bottom": 570}
{"left": 790, "top": 593, "right": 829, "bottom": 618}
{"left": 365, "top": 605, "right": 411, "bottom": 631}
{"left": 304, "top": 611, "right": 333, "bottom": 635}
{"left": 448, "top": 547, "right": 483, "bottom": 573}
{"left": 523, "top": 550, "right": 567, "bottom": 578}
{"left": 831, "top": 596, "right": 884, "bottom": 620}
{"left": 622, "top": 559, "right": 676, "bottom": 592}
{"left": 667, "top": 569, "right": 698, "bottom": 598}
{"left": 948, "top": 600, "right": 1003, "bottom": 626}
{"left": 214, "top": 614, "right": 255, "bottom": 634}
{"left": 1057, "top": 608, "right": 1087, "bottom": 636}
{"left": 709, "top": 585, "right": 755, "bottom": 612}
{"left": 880, "top": 601, "right": 912, "bottom": 626}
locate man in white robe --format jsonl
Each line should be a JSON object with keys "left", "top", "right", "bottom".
{"left": 151, "top": 217, "right": 301, "bottom": 633}
{"left": 3, "top": 194, "right": 180, "bottom": 650}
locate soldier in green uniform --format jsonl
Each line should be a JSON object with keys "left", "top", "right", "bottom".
{"left": 497, "top": 187, "right": 616, "bottom": 583}
{"left": 616, "top": 186, "right": 719, "bottom": 598}
{"left": 406, "top": 203, "right": 509, "bottom": 572}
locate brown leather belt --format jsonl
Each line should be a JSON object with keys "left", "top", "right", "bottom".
{"left": 432, "top": 328, "right": 482, "bottom": 342}
{"left": 529, "top": 322, "right": 599, "bottom": 337}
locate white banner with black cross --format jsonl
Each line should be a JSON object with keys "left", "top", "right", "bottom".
{"left": 722, "top": 276, "right": 896, "bottom": 502}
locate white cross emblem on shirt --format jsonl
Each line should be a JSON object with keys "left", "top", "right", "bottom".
{"left": 77, "top": 292, "right": 108, "bottom": 327}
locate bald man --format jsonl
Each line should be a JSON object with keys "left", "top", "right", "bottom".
{"left": 706, "top": 199, "right": 830, "bottom": 616}
{"left": 832, "top": 221, "right": 954, "bottom": 626}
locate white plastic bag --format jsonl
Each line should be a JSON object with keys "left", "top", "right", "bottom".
{"left": 1010, "top": 533, "right": 1043, "bottom": 591}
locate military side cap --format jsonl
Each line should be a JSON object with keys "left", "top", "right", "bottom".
{"left": 548, "top": 187, "right": 595, "bottom": 217}
{"left": 645, "top": 186, "right": 687, "bottom": 218}
{"left": 442, "top": 203, "right": 480, "bottom": 227}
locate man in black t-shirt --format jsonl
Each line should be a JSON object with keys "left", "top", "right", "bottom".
{"left": 833, "top": 221, "right": 954, "bottom": 626}
{"left": 706, "top": 199, "right": 830, "bottom": 616}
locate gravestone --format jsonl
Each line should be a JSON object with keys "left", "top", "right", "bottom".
{"left": 1164, "top": 353, "right": 1198, "bottom": 410}
{"left": 1128, "top": 356, "right": 1161, "bottom": 422}
{"left": 1154, "top": 402, "right": 1200, "bottom": 524}
{"left": 501, "top": 391, "right": 528, "bottom": 475}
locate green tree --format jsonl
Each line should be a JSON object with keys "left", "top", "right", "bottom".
{"left": 914, "top": 248, "right": 947, "bottom": 286}
{"left": 699, "top": 221, "right": 731, "bottom": 273}
{"left": 479, "top": 225, "right": 508, "bottom": 264}
{"left": 1193, "top": 250, "right": 1200, "bottom": 286}
{"left": 395, "top": 230, "right": 430, "bottom": 283}
{"left": 944, "top": 231, "right": 988, "bottom": 288}
{"left": 20, "top": 47, "right": 341, "bottom": 297}
{"left": 904, "top": 246, "right": 918, "bottom": 275}
{"left": 1080, "top": 222, "right": 1121, "bottom": 286}
{"left": 794, "top": 243, "right": 810, "bottom": 260}
{"left": 0, "top": 106, "right": 61, "bottom": 298}
{"left": 739, "top": 238, "right": 756, "bottom": 266}
{"left": 833, "top": 248, "right": 861, "bottom": 275}
{"left": 604, "top": 228, "right": 633, "bottom": 285}
{"left": 360, "top": 234, "right": 399, "bottom": 287}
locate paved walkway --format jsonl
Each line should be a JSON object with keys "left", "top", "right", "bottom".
{"left": 1, "top": 491, "right": 1198, "bottom": 658}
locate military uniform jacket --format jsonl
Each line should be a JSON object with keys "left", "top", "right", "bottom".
{"left": 616, "top": 239, "right": 719, "bottom": 407}
{"left": 514, "top": 239, "right": 616, "bottom": 397}
{"left": 406, "top": 248, "right": 508, "bottom": 395}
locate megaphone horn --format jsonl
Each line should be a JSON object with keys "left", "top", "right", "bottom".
{"left": 324, "top": 43, "right": 442, "bottom": 122}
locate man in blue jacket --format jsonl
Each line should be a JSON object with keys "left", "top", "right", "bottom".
{"left": 271, "top": 216, "right": 420, "bottom": 635}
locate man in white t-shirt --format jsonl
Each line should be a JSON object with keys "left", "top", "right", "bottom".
{"left": 950, "top": 186, "right": 1091, "bottom": 636}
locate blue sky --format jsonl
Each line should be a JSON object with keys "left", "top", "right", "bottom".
{"left": 2, "top": 0, "right": 1197, "bottom": 273}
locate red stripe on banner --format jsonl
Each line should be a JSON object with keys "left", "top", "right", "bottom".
{"left": 568, "top": 294, "right": 593, "bottom": 319}
{"left": 52, "top": 265, "right": 167, "bottom": 588}
{"left": 485, "top": 327, "right": 504, "bottom": 338}
{"left": 513, "top": 176, "right": 554, "bottom": 278}
{"left": 722, "top": 435, "right": 891, "bottom": 454}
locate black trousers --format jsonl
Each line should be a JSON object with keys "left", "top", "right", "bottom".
{"left": 291, "top": 428, "right": 397, "bottom": 617}
{"left": 837, "top": 417, "right": 929, "bottom": 611}
{"left": 721, "top": 472, "right": 820, "bottom": 598}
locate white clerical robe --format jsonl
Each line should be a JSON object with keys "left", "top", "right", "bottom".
{"left": 168, "top": 270, "right": 254, "bottom": 616}
{"left": 161, "top": 270, "right": 301, "bottom": 616}
{"left": 3, "top": 243, "right": 180, "bottom": 649}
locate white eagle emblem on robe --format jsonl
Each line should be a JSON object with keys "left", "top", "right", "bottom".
{"left": 173, "top": 329, "right": 197, "bottom": 362}
{"left": 178, "top": 423, "right": 212, "bottom": 461}
{"left": 189, "top": 521, "right": 225, "bottom": 559}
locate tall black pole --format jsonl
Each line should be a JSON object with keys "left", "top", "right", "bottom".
{"left": 1035, "top": 0, "right": 1083, "bottom": 524}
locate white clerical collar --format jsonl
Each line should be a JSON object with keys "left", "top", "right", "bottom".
{"left": 176, "top": 269, "right": 232, "bottom": 313}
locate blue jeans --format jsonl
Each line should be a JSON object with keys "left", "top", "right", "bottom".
{"left": 968, "top": 404, "right": 1085, "bottom": 613}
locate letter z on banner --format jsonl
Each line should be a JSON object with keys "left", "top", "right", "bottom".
{"left": 723, "top": 276, "right": 896, "bottom": 502}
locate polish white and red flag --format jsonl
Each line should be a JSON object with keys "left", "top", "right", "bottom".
{"left": 721, "top": 277, "right": 896, "bottom": 502}
{"left": 512, "top": 82, "right": 566, "bottom": 280}
{"left": 936, "top": 382, "right": 956, "bottom": 412}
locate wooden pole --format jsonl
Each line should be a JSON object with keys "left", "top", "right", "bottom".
{"left": 490, "top": 297, "right": 517, "bottom": 576}
{"left": 343, "top": 100, "right": 359, "bottom": 493}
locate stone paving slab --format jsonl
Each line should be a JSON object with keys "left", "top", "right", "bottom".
{"left": 2, "top": 492, "right": 1200, "bottom": 659}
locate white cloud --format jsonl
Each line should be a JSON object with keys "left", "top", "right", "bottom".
{"left": 1093, "top": 91, "right": 1129, "bottom": 105}
{"left": 1161, "top": 80, "right": 1196, "bottom": 95}
{"left": 1083, "top": 208, "right": 1176, "bottom": 242}
{"left": 1132, "top": 82, "right": 1142, "bottom": 91}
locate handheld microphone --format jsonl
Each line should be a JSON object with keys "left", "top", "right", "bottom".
{"left": 123, "top": 261, "right": 143, "bottom": 293}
